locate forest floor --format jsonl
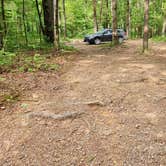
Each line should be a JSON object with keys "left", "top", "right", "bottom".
{"left": 0, "top": 40, "right": 166, "bottom": 166}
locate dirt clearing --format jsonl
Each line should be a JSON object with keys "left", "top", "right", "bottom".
{"left": 0, "top": 40, "right": 166, "bottom": 165}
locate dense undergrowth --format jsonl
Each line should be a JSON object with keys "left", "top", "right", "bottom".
{"left": 152, "top": 36, "right": 166, "bottom": 42}
{"left": 0, "top": 51, "right": 59, "bottom": 73}
{"left": 0, "top": 42, "right": 76, "bottom": 73}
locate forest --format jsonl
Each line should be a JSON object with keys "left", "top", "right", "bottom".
{"left": 0, "top": 0, "right": 165, "bottom": 52}
{"left": 0, "top": 0, "right": 166, "bottom": 165}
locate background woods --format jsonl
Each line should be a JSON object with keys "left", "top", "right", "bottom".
{"left": 0, "top": 0, "right": 165, "bottom": 51}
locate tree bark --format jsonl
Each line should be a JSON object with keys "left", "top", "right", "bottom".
{"left": 42, "top": 0, "right": 54, "bottom": 42}
{"left": 62, "top": 0, "right": 67, "bottom": 38}
{"left": 0, "top": 0, "right": 6, "bottom": 49}
{"left": 112, "top": 0, "right": 118, "bottom": 45}
{"left": 105, "top": 0, "right": 109, "bottom": 28}
{"left": 93, "top": 0, "right": 98, "bottom": 32}
{"left": 162, "top": 14, "right": 166, "bottom": 36}
{"left": 22, "top": 0, "right": 28, "bottom": 45}
{"left": 99, "top": 0, "right": 103, "bottom": 27}
{"left": 0, "top": 33, "right": 3, "bottom": 50}
{"left": 126, "top": 0, "right": 130, "bottom": 38}
{"left": 35, "top": 0, "right": 45, "bottom": 35}
{"left": 143, "top": 0, "right": 149, "bottom": 52}
{"left": 1, "top": 0, "right": 6, "bottom": 34}
{"left": 53, "top": 0, "right": 60, "bottom": 50}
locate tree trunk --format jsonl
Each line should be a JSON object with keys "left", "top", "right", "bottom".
{"left": 112, "top": 0, "right": 118, "bottom": 45}
{"left": 0, "top": 0, "right": 6, "bottom": 50}
{"left": 0, "top": 29, "right": 3, "bottom": 50}
{"left": 162, "top": 14, "right": 166, "bottom": 36}
{"left": 35, "top": 0, "right": 45, "bottom": 35}
{"left": 99, "top": 0, "right": 103, "bottom": 27}
{"left": 62, "top": 0, "right": 67, "bottom": 38}
{"left": 23, "top": 0, "right": 28, "bottom": 45}
{"left": 126, "top": 0, "right": 130, "bottom": 38}
{"left": 105, "top": 0, "right": 109, "bottom": 28}
{"left": 84, "top": 0, "right": 88, "bottom": 29}
{"left": 53, "top": 0, "right": 60, "bottom": 50}
{"left": 42, "top": 0, "right": 54, "bottom": 42}
{"left": 93, "top": 0, "right": 98, "bottom": 32}
{"left": 143, "top": 0, "right": 149, "bottom": 52}
{"left": 1, "top": 0, "right": 6, "bottom": 35}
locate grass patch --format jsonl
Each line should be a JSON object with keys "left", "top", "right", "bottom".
{"left": 0, "top": 80, "right": 20, "bottom": 106}
{"left": 0, "top": 51, "right": 59, "bottom": 73}
{"left": 151, "top": 36, "right": 166, "bottom": 42}
{"left": 60, "top": 43, "right": 77, "bottom": 52}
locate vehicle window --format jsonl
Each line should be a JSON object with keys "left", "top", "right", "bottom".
{"left": 104, "top": 30, "right": 111, "bottom": 35}
{"left": 96, "top": 29, "right": 105, "bottom": 34}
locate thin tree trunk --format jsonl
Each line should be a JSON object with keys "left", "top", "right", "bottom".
{"left": 112, "top": 0, "right": 118, "bottom": 45}
{"left": 99, "top": 0, "right": 103, "bottom": 26}
{"left": 126, "top": 0, "right": 130, "bottom": 38}
{"left": 0, "top": 1, "right": 3, "bottom": 49}
{"left": 35, "top": 0, "right": 45, "bottom": 35}
{"left": 0, "top": 28, "right": 3, "bottom": 50}
{"left": 143, "top": 0, "right": 149, "bottom": 52}
{"left": 105, "top": 0, "right": 109, "bottom": 28}
{"left": 23, "top": 0, "right": 28, "bottom": 45}
{"left": 42, "top": 0, "right": 54, "bottom": 42}
{"left": 162, "top": 14, "right": 166, "bottom": 36}
{"left": 62, "top": 0, "right": 67, "bottom": 38}
{"left": 84, "top": 0, "right": 88, "bottom": 29}
{"left": 93, "top": 0, "right": 98, "bottom": 32}
{"left": 58, "top": 6, "right": 62, "bottom": 34}
{"left": 53, "top": 0, "right": 60, "bottom": 50}
{"left": 1, "top": 0, "right": 6, "bottom": 35}
{"left": 0, "top": 0, "right": 6, "bottom": 49}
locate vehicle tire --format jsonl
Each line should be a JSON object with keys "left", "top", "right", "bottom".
{"left": 94, "top": 38, "right": 101, "bottom": 45}
{"left": 88, "top": 41, "right": 91, "bottom": 45}
{"left": 118, "top": 37, "right": 123, "bottom": 43}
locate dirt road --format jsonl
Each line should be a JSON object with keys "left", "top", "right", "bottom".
{"left": 0, "top": 40, "right": 166, "bottom": 165}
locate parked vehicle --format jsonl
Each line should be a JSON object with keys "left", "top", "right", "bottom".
{"left": 84, "top": 29, "right": 127, "bottom": 45}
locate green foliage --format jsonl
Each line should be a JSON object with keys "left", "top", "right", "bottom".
{"left": 17, "top": 54, "right": 59, "bottom": 72}
{"left": 0, "top": 51, "right": 59, "bottom": 73}
{"left": 0, "top": 50, "right": 16, "bottom": 72}
{"left": 3, "top": 93, "right": 19, "bottom": 103}
{"left": 152, "top": 36, "right": 166, "bottom": 42}
{"left": 60, "top": 43, "right": 77, "bottom": 52}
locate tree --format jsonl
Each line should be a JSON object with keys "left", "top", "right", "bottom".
{"left": 62, "top": 0, "right": 67, "bottom": 38}
{"left": 162, "top": 14, "right": 166, "bottom": 36}
{"left": 162, "top": 2, "right": 166, "bottom": 36}
{"left": 42, "top": 0, "right": 54, "bottom": 42}
{"left": 92, "top": 0, "right": 98, "bottom": 32}
{"left": 35, "top": 0, "right": 45, "bottom": 35}
{"left": 112, "top": 0, "right": 118, "bottom": 44}
{"left": 0, "top": 24, "right": 3, "bottom": 50}
{"left": 99, "top": 0, "right": 103, "bottom": 26}
{"left": 22, "top": 0, "right": 28, "bottom": 45}
{"left": 143, "top": 0, "right": 149, "bottom": 52}
{"left": 54, "top": 0, "right": 60, "bottom": 49}
{"left": 0, "top": 0, "right": 6, "bottom": 50}
{"left": 105, "top": 0, "right": 110, "bottom": 28}
{"left": 126, "top": 0, "right": 130, "bottom": 38}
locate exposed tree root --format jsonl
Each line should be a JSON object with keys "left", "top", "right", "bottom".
{"left": 40, "top": 100, "right": 105, "bottom": 108}
{"left": 72, "top": 100, "right": 105, "bottom": 107}
{"left": 26, "top": 110, "right": 85, "bottom": 120}
{"left": 118, "top": 78, "right": 148, "bottom": 84}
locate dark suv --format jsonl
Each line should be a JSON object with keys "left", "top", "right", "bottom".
{"left": 84, "top": 29, "right": 127, "bottom": 45}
